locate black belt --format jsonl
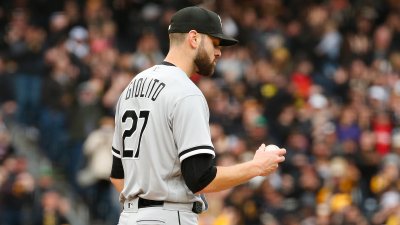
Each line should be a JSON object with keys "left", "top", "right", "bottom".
{"left": 138, "top": 197, "right": 203, "bottom": 214}
{"left": 138, "top": 198, "right": 164, "bottom": 208}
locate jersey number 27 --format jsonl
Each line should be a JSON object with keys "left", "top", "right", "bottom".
{"left": 122, "top": 110, "right": 150, "bottom": 158}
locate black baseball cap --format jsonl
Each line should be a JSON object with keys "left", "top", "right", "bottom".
{"left": 168, "top": 6, "right": 238, "bottom": 46}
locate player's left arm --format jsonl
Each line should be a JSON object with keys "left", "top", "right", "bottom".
{"left": 110, "top": 97, "right": 125, "bottom": 193}
{"left": 110, "top": 178, "right": 124, "bottom": 193}
{"left": 110, "top": 155, "right": 124, "bottom": 192}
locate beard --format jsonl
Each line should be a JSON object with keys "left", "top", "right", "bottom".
{"left": 194, "top": 44, "right": 215, "bottom": 77}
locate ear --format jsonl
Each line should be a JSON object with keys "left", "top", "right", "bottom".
{"left": 188, "top": 30, "right": 200, "bottom": 49}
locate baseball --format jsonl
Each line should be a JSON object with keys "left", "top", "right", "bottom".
{"left": 265, "top": 144, "right": 280, "bottom": 151}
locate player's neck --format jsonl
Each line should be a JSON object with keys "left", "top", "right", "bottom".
{"left": 164, "top": 49, "right": 196, "bottom": 77}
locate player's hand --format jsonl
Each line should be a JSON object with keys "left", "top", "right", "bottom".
{"left": 252, "top": 144, "right": 286, "bottom": 176}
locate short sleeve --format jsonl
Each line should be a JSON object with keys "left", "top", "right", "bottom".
{"left": 172, "top": 95, "right": 215, "bottom": 162}
{"left": 112, "top": 99, "right": 123, "bottom": 158}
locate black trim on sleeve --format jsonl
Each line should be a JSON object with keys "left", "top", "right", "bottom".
{"left": 112, "top": 146, "right": 120, "bottom": 155}
{"left": 110, "top": 155, "right": 124, "bottom": 179}
{"left": 181, "top": 154, "right": 217, "bottom": 193}
{"left": 179, "top": 145, "right": 214, "bottom": 158}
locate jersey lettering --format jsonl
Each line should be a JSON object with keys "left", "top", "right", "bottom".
{"left": 125, "top": 78, "right": 166, "bottom": 101}
{"left": 121, "top": 110, "right": 150, "bottom": 158}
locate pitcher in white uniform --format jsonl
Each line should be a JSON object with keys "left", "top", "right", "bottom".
{"left": 109, "top": 6, "right": 286, "bottom": 225}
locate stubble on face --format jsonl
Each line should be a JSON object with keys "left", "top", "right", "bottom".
{"left": 194, "top": 38, "right": 216, "bottom": 77}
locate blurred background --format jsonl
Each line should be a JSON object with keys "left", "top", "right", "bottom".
{"left": 0, "top": 0, "right": 400, "bottom": 224}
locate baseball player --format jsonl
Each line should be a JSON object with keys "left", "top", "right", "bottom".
{"left": 110, "top": 6, "right": 286, "bottom": 225}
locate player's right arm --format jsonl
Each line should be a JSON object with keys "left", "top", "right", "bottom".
{"left": 181, "top": 144, "right": 286, "bottom": 194}
{"left": 174, "top": 95, "right": 286, "bottom": 194}
{"left": 197, "top": 144, "right": 286, "bottom": 193}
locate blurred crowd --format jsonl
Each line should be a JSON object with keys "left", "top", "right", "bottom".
{"left": 1, "top": 0, "right": 400, "bottom": 225}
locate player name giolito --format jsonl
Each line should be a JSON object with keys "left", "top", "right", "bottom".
{"left": 125, "top": 77, "right": 166, "bottom": 101}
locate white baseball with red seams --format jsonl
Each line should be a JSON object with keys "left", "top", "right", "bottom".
{"left": 265, "top": 144, "right": 280, "bottom": 151}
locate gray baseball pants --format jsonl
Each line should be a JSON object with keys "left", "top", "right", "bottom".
{"left": 118, "top": 198, "right": 198, "bottom": 225}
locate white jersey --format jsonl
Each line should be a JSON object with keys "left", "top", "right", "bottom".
{"left": 111, "top": 63, "right": 215, "bottom": 204}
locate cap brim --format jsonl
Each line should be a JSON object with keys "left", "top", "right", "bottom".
{"left": 210, "top": 33, "right": 238, "bottom": 46}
